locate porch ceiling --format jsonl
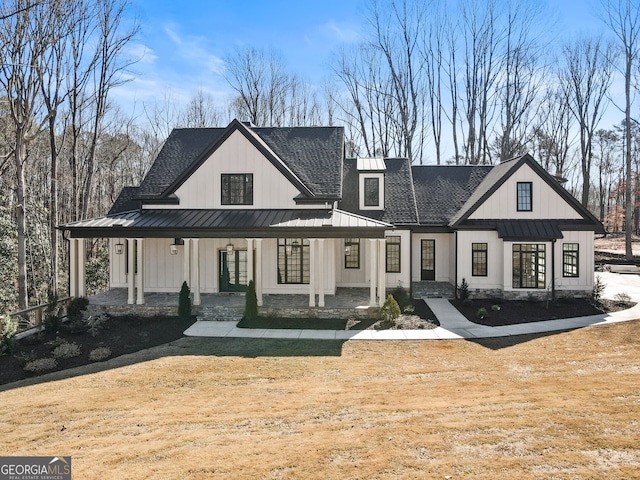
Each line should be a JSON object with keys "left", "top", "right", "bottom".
{"left": 60, "top": 208, "right": 392, "bottom": 239}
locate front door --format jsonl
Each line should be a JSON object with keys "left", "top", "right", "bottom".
{"left": 421, "top": 239, "right": 435, "bottom": 281}
{"left": 219, "top": 250, "right": 248, "bottom": 292}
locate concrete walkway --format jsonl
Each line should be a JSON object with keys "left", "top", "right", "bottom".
{"left": 184, "top": 272, "right": 640, "bottom": 340}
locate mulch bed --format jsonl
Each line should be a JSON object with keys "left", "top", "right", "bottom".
{"left": 449, "top": 298, "right": 630, "bottom": 327}
{"left": 0, "top": 315, "right": 193, "bottom": 386}
{"left": 237, "top": 298, "right": 439, "bottom": 330}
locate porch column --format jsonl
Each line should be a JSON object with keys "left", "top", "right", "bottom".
{"left": 183, "top": 238, "right": 191, "bottom": 286}
{"left": 255, "top": 238, "right": 263, "bottom": 306}
{"left": 378, "top": 238, "right": 386, "bottom": 306}
{"left": 369, "top": 239, "right": 377, "bottom": 307}
{"left": 127, "top": 238, "right": 135, "bottom": 304}
{"left": 69, "top": 238, "right": 77, "bottom": 297}
{"left": 246, "top": 238, "right": 254, "bottom": 284}
{"left": 77, "top": 238, "right": 86, "bottom": 297}
{"left": 192, "top": 238, "right": 201, "bottom": 306}
{"left": 309, "top": 238, "right": 316, "bottom": 307}
{"left": 318, "top": 238, "right": 325, "bottom": 307}
{"left": 136, "top": 238, "right": 144, "bottom": 305}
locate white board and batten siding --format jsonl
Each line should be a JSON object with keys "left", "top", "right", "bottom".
{"left": 469, "top": 163, "right": 582, "bottom": 220}
{"left": 456, "top": 230, "right": 504, "bottom": 291}
{"left": 411, "top": 233, "right": 455, "bottom": 283}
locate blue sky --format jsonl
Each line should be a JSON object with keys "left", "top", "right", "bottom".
{"left": 115, "top": 0, "right": 611, "bottom": 122}
{"left": 116, "top": 0, "right": 365, "bottom": 114}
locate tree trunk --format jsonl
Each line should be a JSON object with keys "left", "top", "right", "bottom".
{"left": 15, "top": 131, "right": 28, "bottom": 310}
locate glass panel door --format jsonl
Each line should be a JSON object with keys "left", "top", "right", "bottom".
{"left": 219, "top": 250, "right": 247, "bottom": 292}
{"left": 421, "top": 239, "right": 435, "bottom": 281}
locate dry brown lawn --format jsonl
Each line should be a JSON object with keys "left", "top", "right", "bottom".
{"left": 1, "top": 321, "right": 639, "bottom": 479}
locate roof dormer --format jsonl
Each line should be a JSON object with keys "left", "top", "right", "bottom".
{"left": 357, "top": 157, "right": 385, "bottom": 210}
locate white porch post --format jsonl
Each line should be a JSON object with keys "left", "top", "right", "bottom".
{"left": 136, "top": 238, "right": 144, "bottom": 305}
{"left": 318, "top": 238, "right": 325, "bottom": 307}
{"left": 255, "top": 239, "right": 263, "bottom": 306}
{"left": 77, "top": 238, "right": 86, "bottom": 297}
{"left": 69, "top": 238, "right": 78, "bottom": 297}
{"left": 369, "top": 238, "right": 377, "bottom": 307}
{"left": 183, "top": 238, "right": 191, "bottom": 286}
{"left": 246, "top": 238, "right": 254, "bottom": 284}
{"left": 309, "top": 238, "right": 316, "bottom": 307}
{"left": 378, "top": 238, "right": 386, "bottom": 306}
{"left": 192, "top": 238, "right": 201, "bottom": 306}
{"left": 127, "top": 238, "right": 135, "bottom": 304}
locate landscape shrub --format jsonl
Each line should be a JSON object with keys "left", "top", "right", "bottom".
{"left": 457, "top": 278, "right": 470, "bottom": 303}
{"left": 591, "top": 275, "right": 606, "bottom": 307}
{"left": 491, "top": 304, "right": 501, "bottom": 311}
{"left": 178, "top": 281, "right": 192, "bottom": 319}
{"left": 67, "top": 296, "right": 89, "bottom": 321}
{"left": 89, "top": 346, "right": 112, "bottom": 362}
{"left": 476, "top": 307, "right": 488, "bottom": 320}
{"left": 380, "top": 294, "right": 401, "bottom": 323}
{"left": 391, "top": 286, "right": 411, "bottom": 311}
{"left": 244, "top": 280, "right": 258, "bottom": 320}
{"left": 24, "top": 358, "right": 57, "bottom": 373}
{"left": 0, "top": 314, "right": 18, "bottom": 356}
{"left": 52, "top": 342, "right": 81, "bottom": 359}
{"left": 613, "top": 292, "right": 632, "bottom": 306}
{"left": 44, "top": 290, "right": 62, "bottom": 334}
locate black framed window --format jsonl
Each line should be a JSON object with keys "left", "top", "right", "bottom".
{"left": 513, "top": 244, "right": 545, "bottom": 288}
{"left": 517, "top": 182, "right": 532, "bottom": 211}
{"left": 364, "top": 177, "right": 380, "bottom": 206}
{"left": 345, "top": 238, "right": 360, "bottom": 269}
{"left": 563, "top": 243, "right": 579, "bottom": 277}
{"left": 385, "top": 236, "right": 401, "bottom": 273}
{"left": 472, "top": 243, "right": 488, "bottom": 276}
{"left": 221, "top": 173, "right": 253, "bottom": 205}
{"left": 277, "top": 238, "right": 309, "bottom": 284}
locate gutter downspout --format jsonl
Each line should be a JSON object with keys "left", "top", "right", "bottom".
{"left": 454, "top": 231, "right": 458, "bottom": 299}
{"left": 551, "top": 239, "right": 556, "bottom": 300}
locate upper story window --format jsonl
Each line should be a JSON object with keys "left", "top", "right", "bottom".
{"left": 359, "top": 173, "right": 384, "bottom": 210}
{"left": 221, "top": 174, "right": 253, "bottom": 205}
{"left": 517, "top": 182, "right": 532, "bottom": 211}
{"left": 364, "top": 178, "right": 380, "bottom": 206}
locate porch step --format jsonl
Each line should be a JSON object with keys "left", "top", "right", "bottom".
{"left": 197, "top": 305, "right": 244, "bottom": 321}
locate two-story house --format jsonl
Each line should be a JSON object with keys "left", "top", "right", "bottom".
{"left": 61, "top": 119, "right": 604, "bottom": 313}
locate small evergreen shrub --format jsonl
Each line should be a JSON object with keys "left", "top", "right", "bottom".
{"left": 52, "top": 342, "right": 81, "bottom": 359}
{"left": 178, "top": 281, "right": 192, "bottom": 319}
{"left": 244, "top": 280, "right": 258, "bottom": 320}
{"left": 89, "top": 346, "right": 112, "bottom": 362}
{"left": 491, "top": 304, "right": 501, "bottom": 311}
{"left": 67, "top": 296, "right": 89, "bottom": 321}
{"left": 24, "top": 358, "right": 57, "bottom": 373}
{"left": 391, "top": 285, "right": 411, "bottom": 311}
{"left": 591, "top": 275, "right": 606, "bottom": 307}
{"left": 458, "top": 278, "right": 470, "bottom": 302}
{"left": 0, "top": 315, "right": 18, "bottom": 356}
{"left": 380, "top": 294, "right": 401, "bottom": 323}
{"left": 476, "top": 307, "right": 488, "bottom": 320}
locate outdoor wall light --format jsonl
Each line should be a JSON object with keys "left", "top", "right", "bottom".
{"left": 114, "top": 242, "right": 124, "bottom": 255}
{"left": 226, "top": 243, "right": 234, "bottom": 255}
{"left": 170, "top": 238, "right": 184, "bottom": 255}
{"left": 345, "top": 245, "right": 351, "bottom": 256}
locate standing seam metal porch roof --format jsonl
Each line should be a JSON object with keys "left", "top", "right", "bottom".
{"left": 60, "top": 208, "right": 393, "bottom": 238}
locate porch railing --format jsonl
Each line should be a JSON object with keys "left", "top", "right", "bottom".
{"left": 8, "top": 297, "right": 71, "bottom": 334}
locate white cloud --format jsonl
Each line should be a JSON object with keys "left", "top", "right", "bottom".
{"left": 319, "top": 20, "right": 361, "bottom": 43}
{"left": 127, "top": 42, "right": 158, "bottom": 64}
{"left": 163, "top": 24, "right": 225, "bottom": 75}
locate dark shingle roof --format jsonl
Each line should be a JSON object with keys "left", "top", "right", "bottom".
{"left": 252, "top": 126, "right": 343, "bottom": 198}
{"left": 134, "top": 122, "right": 343, "bottom": 203}
{"left": 136, "top": 128, "right": 226, "bottom": 198}
{"left": 339, "top": 158, "right": 419, "bottom": 225}
{"left": 412, "top": 165, "right": 492, "bottom": 225}
{"left": 109, "top": 187, "right": 141, "bottom": 214}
